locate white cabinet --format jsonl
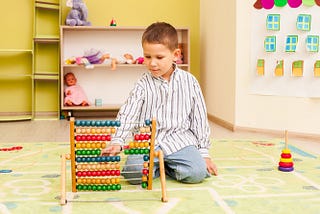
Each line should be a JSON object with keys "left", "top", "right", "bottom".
{"left": 60, "top": 26, "right": 189, "bottom": 113}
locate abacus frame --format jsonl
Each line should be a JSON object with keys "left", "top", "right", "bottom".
{"left": 60, "top": 117, "right": 168, "bottom": 205}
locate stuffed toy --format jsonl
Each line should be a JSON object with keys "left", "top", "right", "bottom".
{"left": 65, "top": 0, "right": 91, "bottom": 26}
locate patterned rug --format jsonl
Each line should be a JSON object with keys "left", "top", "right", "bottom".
{"left": 0, "top": 139, "right": 319, "bottom": 214}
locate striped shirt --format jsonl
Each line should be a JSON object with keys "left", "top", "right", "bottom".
{"left": 112, "top": 65, "right": 211, "bottom": 158}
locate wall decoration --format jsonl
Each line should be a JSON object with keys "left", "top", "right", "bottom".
{"left": 275, "top": 60, "right": 284, "bottom": 76}
{"left": 306, "top": 35, "right": 319, "bottom": 52}
{"left": 251, "top": 2, "right": 320, "bottom": 97}
{"left": 314, "top": 60, "right": 320, "bottom": 76}
{"left": 288, "top": 0, "right": 302, "bottom": 8}
{"left": 285, "top": 35, "right": 298, "bottom": 52}
{"left": 275, "top": 0, "right": 288, "bottom": 7}
{"left": 257, "top": 59, "right": 265, "bottom": 75}
{"left": 292, "top": 60, "right": 304, "bottom": 76}
{"left": 302, "top": 0, "right": 316, "bottom": 6}
{"left": 265, "top": 36, "right": 277, "bottom": 52}
{"left": 296, "top": 14, "right": 311, "bottom": 31}
{"left": 267, "top": 14, "right": 281, "bottom": 30}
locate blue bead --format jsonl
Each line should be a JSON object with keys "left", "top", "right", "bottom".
{"left": 145, "top": 119, "right": 151, "bottom": 126}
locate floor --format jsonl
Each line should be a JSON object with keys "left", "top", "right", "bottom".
{"left": 0, "top": 118, "right": 319, "bottom": 155}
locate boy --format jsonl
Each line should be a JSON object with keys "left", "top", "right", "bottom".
{"left": 102, "top": 22, "right": 218, "bottom": 183}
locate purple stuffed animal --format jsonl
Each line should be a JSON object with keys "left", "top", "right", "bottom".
{"left": 65, "top": 0, "right": 91, "bottom": 26}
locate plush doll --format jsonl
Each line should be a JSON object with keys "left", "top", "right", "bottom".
{"left": 65, "top": 0, "right": 91, "bottom": 26}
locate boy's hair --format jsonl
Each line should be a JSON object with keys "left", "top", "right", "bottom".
{"left": 142, "top": 22, "right": 178, "bottom": 51}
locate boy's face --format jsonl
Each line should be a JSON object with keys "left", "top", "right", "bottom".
{"left": 142, "top": 42, "right": 180, "bottom": 81}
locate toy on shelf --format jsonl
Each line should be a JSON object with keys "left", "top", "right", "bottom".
{"left": 278, "top": 130, "right": 294, "bottom": 172}
{"left": 65, "top": 50, "right": 143, "bottom": 70}
{"left": 110, "top": 17, "right": 117, "bottom": 26}
{"left": 64, "top": 72, "right": 89, "bottom": 106}
{"left": 65, "top": 0, "right": 91, "bottom": 26}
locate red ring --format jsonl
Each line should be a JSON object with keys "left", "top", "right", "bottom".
{"left": 281, "top": 153, "right": 292, "bottom": 158}
{"left": 279, "top": 162, "right": 294, "bottom": 168}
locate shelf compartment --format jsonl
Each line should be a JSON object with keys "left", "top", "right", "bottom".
{"left": 34, "top": 73, "right": 58, "bottom": 80}
{"left": 35, "top": 1, "right": 59, "bottom": 10}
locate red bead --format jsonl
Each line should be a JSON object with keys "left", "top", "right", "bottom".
{"left": 91, "top": 135, "right": 97, "bottom": 141}
{"left": 144, "top": 134, "right": 150, "bottom": 140}
{"left": 142, "top": 169, "right": 148, "bottom": 175}
{"left": 134, "top": 134, "right": 140, "bottom": 141}
{"left": 106, "top": 135, "right": 112, "bottom": 141}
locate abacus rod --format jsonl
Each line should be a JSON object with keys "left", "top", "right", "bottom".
{"left": 60, "top": 154, "right": 67, "bottom": 205}
{"left": 70, "top": 117, "right": 77, "bottom": 192}
{"left": 147, "top": 119, "right": 156, "bottom": 190}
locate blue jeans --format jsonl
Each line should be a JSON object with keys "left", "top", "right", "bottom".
{"left": 122, "top": 145, "right": 210, "bottom": 184}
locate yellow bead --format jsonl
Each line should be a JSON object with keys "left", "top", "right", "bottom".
{"left": 129, "top": 142, "right": 134, "bottom": 148}
{"left": 142, "top": 175, "right": 147, "bottom": 182}
{"left": 140, "top": 127, "right": 146, "bottom": 133}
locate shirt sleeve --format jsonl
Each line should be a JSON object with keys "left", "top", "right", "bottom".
{"left": 190, "top": 77, "right": 211, "bottom": 158}
{"left": 111, "top": 83, "right": 145, "bottom": 145}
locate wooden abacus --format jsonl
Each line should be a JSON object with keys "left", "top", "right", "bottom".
{"left": 60, "top": 117, "right": 168, "bottom": 205}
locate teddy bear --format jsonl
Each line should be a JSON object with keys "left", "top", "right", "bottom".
{"left": 65, "top": 0, "right": 91, "bottom": 26}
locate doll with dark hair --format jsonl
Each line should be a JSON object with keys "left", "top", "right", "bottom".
{"left": 64, "top": 72, "right": 89, "bottom": 106}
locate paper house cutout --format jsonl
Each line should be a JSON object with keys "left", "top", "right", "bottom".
{"left": 275, "top": 60, "right": 284, "bottom": 76}
{"left": 292, "top": 60, "right": 304, "bottom": 77}
{"left": 266, "top": 14, "right": 280, "bottom": 31}
{"left": 296, "top": 14, "right": 311, "bottom": 31}
{"left": 285, "top": 35, "right": 298, "bottom": 52}
{"left": 257, "top": 59, "right": 265, "bottom": 76}
{"left": 314, "top": 60, "right": 320, "bottom": 77}
{"left": 265, "top": 36, "right": 276, "bottom": 52}
{"left": 306, "top": 35, "right": 319, "bottom": 52}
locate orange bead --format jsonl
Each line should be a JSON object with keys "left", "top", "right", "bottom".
{"left": 143, "top": 162, "right": 149, "bottom": 168}
{"left": 142, "top": 175, "right": 147, "bottom": 182}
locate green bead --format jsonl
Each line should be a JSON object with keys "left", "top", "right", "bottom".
{"left": 116, "top": 184, "right": 121, "bottom": 190}
{"left": 141, "top": 182, "right": 147, "bottom": 188}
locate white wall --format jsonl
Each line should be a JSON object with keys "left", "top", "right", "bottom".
{"left": 201, "top": 0, "right": 320, "bottom": 135}
{"left": 200, "top": 0, "right": 236, "bottom": 124}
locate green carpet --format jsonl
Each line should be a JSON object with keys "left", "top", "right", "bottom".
{"left": 0, "top": 139, "right": 319, "bottom": 214}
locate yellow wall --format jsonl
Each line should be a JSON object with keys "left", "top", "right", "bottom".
{"left": 61, "top": 0, "right": 201, "bottom": 79}
{"left": 0, "top": 0, "right": 200, "bottom": 115}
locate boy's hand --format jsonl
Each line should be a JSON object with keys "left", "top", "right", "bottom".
{"left": 101, "top": 144, "right": 121, "bottom": 156}
{"left": 205, "top": 157, "right": 218, "bottom": 176}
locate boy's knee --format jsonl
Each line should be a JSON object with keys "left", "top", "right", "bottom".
{"left": 176, "top": 166, "right": 207, "bottom": 184}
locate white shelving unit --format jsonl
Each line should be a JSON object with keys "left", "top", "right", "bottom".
{"left": 60, "top": 26, "right": 189, "bottom": 114}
